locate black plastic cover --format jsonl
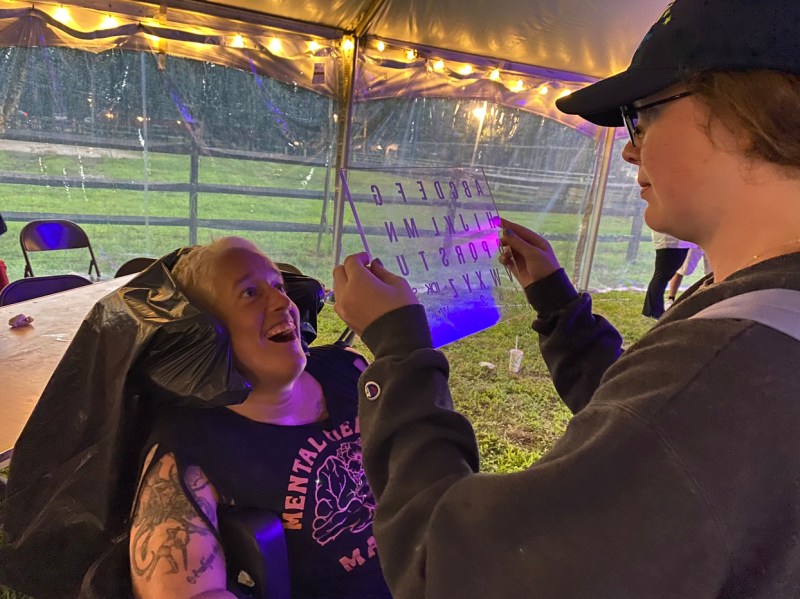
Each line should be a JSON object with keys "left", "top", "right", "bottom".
{"left": 0, "top": 248, "right": 325, "bottom": 598}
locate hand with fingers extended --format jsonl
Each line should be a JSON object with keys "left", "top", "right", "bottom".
{"left": 332, "top": 253, "right": 419, "bottom": 337}
{"left": 498, "top": 218, "right": 562, "bottom": 288}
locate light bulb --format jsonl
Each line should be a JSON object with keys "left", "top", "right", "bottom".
{"left": 53, "top": 6, "right": 70, "bottom": 23}
{"left": 489, "top": 69, "right": 501, "bottom": 81}
{"left": 231, "top": 35, "right": 245, "bottom": 48}
{"left": 458, "top": 64, "right": 473, "bottom": 75}
{"left": 376, "top": 41, "right": 385, "bottom": 52}
{"left": 268, "top": 38, "right": 282, "bottom": 54}
{"left": 100, "top": 16, "right": 118, "bottom": 29}
{"left": 433, "top": 60, "right": 445, "bottom": 72}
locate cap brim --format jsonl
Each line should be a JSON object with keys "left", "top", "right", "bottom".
{"left": 556, "top": 68, "right": 679, "bottom": 126}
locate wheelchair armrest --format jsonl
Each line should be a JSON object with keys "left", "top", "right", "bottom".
{"left": 218, "top": 507, "right": 291, "bottom": 599}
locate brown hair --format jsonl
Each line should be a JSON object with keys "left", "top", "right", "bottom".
{"left": 688, "top": 70, "right": 800, "bottom": 171}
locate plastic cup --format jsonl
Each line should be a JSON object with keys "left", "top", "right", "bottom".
{"left": 509, "top": 348, "right": 524, "bottom": 373}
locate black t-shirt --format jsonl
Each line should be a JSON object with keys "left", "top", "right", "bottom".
{"left": 147, "top": 345, "right": 391, "bottom": 599}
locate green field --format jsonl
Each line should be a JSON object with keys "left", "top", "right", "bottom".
{"left": 0, "top": 144, "right": 690, "bottom": 290}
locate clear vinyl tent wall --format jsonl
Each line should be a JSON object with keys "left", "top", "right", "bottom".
{"left": 0, "top": 0, "right": 676, "bottom": 291}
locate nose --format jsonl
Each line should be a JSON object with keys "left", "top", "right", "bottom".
{"left": 266, "top": 286, "right": 292, "bottom": 312}
{"left": 621, "top": 139, "right": 640, "bottom": 165}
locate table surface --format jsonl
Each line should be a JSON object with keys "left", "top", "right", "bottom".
{"left": 0, "top": 275, "right": 135, "bottom": 459}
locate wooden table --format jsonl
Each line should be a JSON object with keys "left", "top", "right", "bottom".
{"left": 0, "top": 275, "right": 134, "bottom": 460}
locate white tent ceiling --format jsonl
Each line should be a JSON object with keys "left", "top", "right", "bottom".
{"left": 202, "top": 0, "right": 669, "bottom": 79}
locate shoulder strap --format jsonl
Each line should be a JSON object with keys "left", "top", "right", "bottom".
{"left": 690, "top": 288, "right": 800, "bottom": 342}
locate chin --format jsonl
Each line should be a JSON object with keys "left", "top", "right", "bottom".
{"left": 643, "top": 206, "right": 668, "bottom": 234}
{"left": 239, "top": 344, "right": 308, "bottom": 388}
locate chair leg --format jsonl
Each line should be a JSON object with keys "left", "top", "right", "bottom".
{"left": 89, "top": 252, "right": 100, "bottom": 278}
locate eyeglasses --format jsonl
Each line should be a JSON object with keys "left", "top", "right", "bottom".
{"left": 620, "top": 91, "right": 693, "bottom": 147}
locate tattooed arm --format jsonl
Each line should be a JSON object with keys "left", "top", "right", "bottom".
{"left": 130, "top": 451, "right": 235, "bottom": 599}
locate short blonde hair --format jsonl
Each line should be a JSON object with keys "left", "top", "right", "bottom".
{"left": 171, "top": 237, "right": 267, "bottom": 310}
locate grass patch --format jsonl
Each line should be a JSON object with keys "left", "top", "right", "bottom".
{"left": 314, "top": 289, "right": 652, "bottom": 473}
{"left": 0, "top": 144, "right": 680, "bottom": 289}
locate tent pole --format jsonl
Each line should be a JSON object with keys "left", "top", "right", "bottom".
{"left": 330, "top": 0, "right": 387, "bottom": 265}
{"left": 331, "top": 36, "right": 359, "bottom": 267}
{"left": 575, "top": 129, "right": 615, "bottom": 291}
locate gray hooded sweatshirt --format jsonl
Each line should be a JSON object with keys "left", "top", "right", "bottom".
{"left": 357, "top": 252, "right": 800, "bottom": 599}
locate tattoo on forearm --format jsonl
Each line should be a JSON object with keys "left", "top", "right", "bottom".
{"left": 131, "top": 459, "right": 215, "bottom": 582}
{"left": 187, "top": 544, "right": 220, "bottom": 584}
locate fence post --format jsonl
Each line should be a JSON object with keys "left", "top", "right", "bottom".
{"left": 189, "top": 139, "right": 199, "bottom": 245}
{"left": 627, "top": 199, "right": 645, "bottom": 262}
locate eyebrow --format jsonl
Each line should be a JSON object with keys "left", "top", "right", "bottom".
{"left": 232, "top": 271, "right": 254, "bottom": 290}
{"left": 231, "top": 270, "right": 283, "bottom": 291}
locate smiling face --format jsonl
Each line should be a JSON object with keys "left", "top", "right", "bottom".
{"left": 621, "top": 86, "right": 745, "bottom": 244}
{"left": 211, "top": 247, "right": 307, "bottom": 389}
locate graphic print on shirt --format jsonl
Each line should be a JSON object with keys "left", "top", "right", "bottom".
{"left": 312, "top": 439, "right": 376, "bottom": 545}
{"left": 281, "top": 417, "right": 380, "bottom": 571}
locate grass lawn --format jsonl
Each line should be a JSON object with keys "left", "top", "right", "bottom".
{"left": 0, "top": 289, "right": 652, "bottom": 597}
{"left": 0, "top": 143, "right": 684, "bottom": 289}
{"left": 315, "top": 289, "right": 653, "bottom": 471}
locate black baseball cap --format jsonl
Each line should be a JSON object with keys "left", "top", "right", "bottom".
{"left": 556, "top": 0, "right": 800, "bottom": 127}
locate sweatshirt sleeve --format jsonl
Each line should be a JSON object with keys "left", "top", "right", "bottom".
{"left": 358, "top": 304, "right": 480, "bottom": 593}
{"left": 357, "top": 308, "right": 730, "bottom": 599}
{"left": 525, "top": 269, "right": 624, "bottom": 413}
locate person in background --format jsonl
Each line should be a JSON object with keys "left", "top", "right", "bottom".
{"left": 130, "top": 237, "right": 390, "bottom": 599}
{"left": 642, "top": 231, "right": 692, "bottom": 318}
{"left": 330, "top": 0, "right": 800, "bottom": 597}
{"left": 0, "top": 259, "right": 8, "bottom": 290}
{"left": 665, "top": 245, "right": 711, "bottom": 309}
{"left": 0, "top": 212, "right": 8, "bottom": 290}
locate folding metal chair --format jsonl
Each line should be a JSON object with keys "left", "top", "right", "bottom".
{"left": 114, "top": 257, "right": 157, "bottom": 278}
{"left": 0, "top": 274, "right": 92, "bottom": 306}
{"left": 20, "top": 219, "right": 100, "bottom": 278}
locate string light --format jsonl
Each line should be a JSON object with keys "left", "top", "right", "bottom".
{"left": 53, "top": 6, "right": 70, "bottom": 23}
{"left": 100, "top": 15, "right": 118, "bottom": 29}
{"left": 35, "top": 6, "right": 581, "bottom": 114}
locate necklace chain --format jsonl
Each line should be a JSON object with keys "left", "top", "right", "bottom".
{"left": 744, "top": 237, "right": 800, "bottom": 269}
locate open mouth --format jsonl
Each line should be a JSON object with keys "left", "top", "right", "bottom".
{"left": 265, "top": 321, "right": 298, "bottom": 343}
